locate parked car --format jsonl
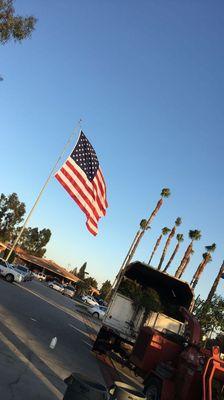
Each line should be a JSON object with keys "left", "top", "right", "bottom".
{"left": 0, "top": 258, "right": 24, "bottom": 284}
{"left": 94, "top": 297, "right": 108, "bottom": 306}
{"left": 75, "top": 294, "right": 85, "bottom": 302}
{"left": 33, "top": 271, "right": 46, "bottom": 282}
{"left": 87, "top": 304, "right": 107, "bottom": 320}
{"left": 48, "top": 281, "right": 64, "bottom": 293}
{"left": 81, "top": 295, "right": 99, "bottom": 306}
{"left": 14, "top": 265, "right": 33, "bottom": 281}
{"left": 63, "top": 285, "right": 75, "bottom": 298}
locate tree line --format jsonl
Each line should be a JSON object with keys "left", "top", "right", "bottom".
{"left": 122, "top": 187, "right": 217, "bottom": 293}
{"left": 70, "top": 262, "right": 112, "bottom": 299}
{"left": 0, "top": 192, "right": 51, "bottom": 257}
{"left": 0, "top": 192, "right": 112, "bottom": 298}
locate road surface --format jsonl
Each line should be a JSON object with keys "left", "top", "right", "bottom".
{"left": 0, "top": 278, "right": 104, "bottom": 400}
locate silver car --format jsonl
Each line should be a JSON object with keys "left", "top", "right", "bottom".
{"left": 48, "top": 281, "right": 64, "bottom": 293}
{"left": 87, "top": 305, "right": 107, "bottom": 319}
{"left": 63, "top": 285, "right": 75, "bottom": 298}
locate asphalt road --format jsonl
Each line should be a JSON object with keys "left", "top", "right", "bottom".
{"left": 0, "top": 278, "right": 104, "bottom": 400}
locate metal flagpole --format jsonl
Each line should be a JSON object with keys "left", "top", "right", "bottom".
{"left": 5, "top": 119, "right": 82, "bottom": 262}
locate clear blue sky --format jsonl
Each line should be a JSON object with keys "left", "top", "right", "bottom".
{"left": 1, "top": 0, "right": 224, "bottom": 298}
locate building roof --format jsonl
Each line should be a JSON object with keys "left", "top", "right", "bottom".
{"left": 0, "top": 242, "right": 99, "bottom": 294}
{"left": 21, "top": 253, "right": 80, "bottom": 283}
{"left": 0, "top": 242, "right": 79, "bottom": 283}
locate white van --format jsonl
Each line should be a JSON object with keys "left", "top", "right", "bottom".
{"left": 33, "top": 271, "right": 46, "bottom": 282}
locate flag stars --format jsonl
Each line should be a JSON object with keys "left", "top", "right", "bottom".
{"left": 70, "top": 131, "right": 99, "bottom": 181}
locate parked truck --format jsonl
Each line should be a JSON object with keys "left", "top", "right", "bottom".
{"left": 93, "top": 261, "right": 193, "bottom": 355}
{"left": 92, "top": 261, "right": 224, "bottom": 399}
{"left": 0, "top": 257, "right": 24, "bottom": 283}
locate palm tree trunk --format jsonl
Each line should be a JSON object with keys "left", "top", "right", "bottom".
{"left": 178, "top": 253, "right": 191, "bottom": 279}
{"left": 190, "top": 256, "right": 211, "bottom": 289}
{"left": 163, "top": 242, "right": 180, "bottom": 272}
{"left": 190, "top": 259, "right": 204, "bottom": 288}
{"left": 191, "top": 263, "right": 208, "bottom": 289}
{"left": 126, "top": 198, "right": 163, "bottom": 265}
{"left": 175, "top": 242, "right": 193, "bottom": 278}
{"left": 148, "top": 234, "right": 162, "bottom": 265}
{"left": 205, "top": 261, "right": 224, "bottom": 305}
{"left": 120, "top": 229, "right": 141, "bottom": 270}
{"left": 158, "top": 226, "right": 176, "bottom": 270}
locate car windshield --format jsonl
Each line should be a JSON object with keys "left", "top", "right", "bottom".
{"left": 16, "top": 266, "right": 28, "bottom": 273}
{"left": 66, "top": 286, "right": 74, "bottom": 291}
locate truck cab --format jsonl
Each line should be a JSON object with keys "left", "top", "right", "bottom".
{"left": 0, "top": 257, "right": 24, "bottom": 283}
{"left": 92, "top": 261, "right": 193, "bottom": 356}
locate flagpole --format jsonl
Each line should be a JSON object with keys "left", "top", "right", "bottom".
{"left": 5, "top": 119, "right": 82, "bottom": 262}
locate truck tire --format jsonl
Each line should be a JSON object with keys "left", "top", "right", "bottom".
{"left": 144, "top": 378, "right": 161, "bottom": 400}
{"left": 5, "top": 274, "right": 14, "bottom": 283}
{"left": 92, "top": 312, "right": 99, "bottom": 319}
{"left": 92, "top": 326, "right": 111, "bottom": 354}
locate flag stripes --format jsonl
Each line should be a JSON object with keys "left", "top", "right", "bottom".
{"left": 55, "top": 131, "right": 108, "bottom": 235}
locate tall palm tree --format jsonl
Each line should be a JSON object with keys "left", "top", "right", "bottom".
{"left": 178, "top": 248, "right": 194, "bottom": 279}
{"left": 190, "top": 243, "right": 216, "bottom": 289}
{"left": 175, "top": 229, "right": 201, "bottom": 279}
{"left": 157, "top": 217, "right": 182, "bottom": 270}
{"left": 163, "top": 233, "right": 184, "bottom": 273}
{"left": 205, "top": 260, "right": 224, "bottom": 305}
{"left": 109, "top": 188, "right": 171, "bottom": 304}
{"left": 148, "top": 227, "right": 171, "bottom": 265}
{"left": 125, "top": 188, "right": 171, "bottom": 266}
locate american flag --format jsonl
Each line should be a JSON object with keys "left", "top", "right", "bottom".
{"left": 55, "top": 131, "right": 108, "bottom": 236}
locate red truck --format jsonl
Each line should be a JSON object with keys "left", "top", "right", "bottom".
{"left": 93, "top": 262, "right": 224, "bottom": 399}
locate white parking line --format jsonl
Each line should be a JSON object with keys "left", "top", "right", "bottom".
{"left": 68, "top": 323, "right": 90, "bottom": 338}
{"left": 15, "top": 284, "right": 83, "bottom": 321}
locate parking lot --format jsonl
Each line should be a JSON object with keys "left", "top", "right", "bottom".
{"left": 0, "top": 278, "right": 104, "bottom": 399}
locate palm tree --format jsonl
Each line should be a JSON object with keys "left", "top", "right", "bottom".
{"left": 163, "top": 233, "right": 184, "bottom": 273}
{"left": 178, "top": 248, "right": 194, "bottom": 279}
{"left": 175, "top": 230, "right": 201, "bottom": 279}
{"left": 157, "top": 217, "right": 182, "bottom": 270}
{"left": 148, "top": 227, "right": 171, "bottom": 265}
{"left": 205, "top": 261, "right": 224, "bottom": 305}
{"left": 190, "top": 243, "right": 216, "bottom": 289}
{"left": 125, "top": 188, "right": 171, "bottom": 266}
{"left": 109, "top": 188, "right": 171, "bottom": 305}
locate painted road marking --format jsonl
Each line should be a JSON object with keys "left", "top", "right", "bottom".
{"left": 0, "top": 330, "right": 63, "bottom": 399}
{"left": 15, "top": 284, "right": 82, "bottom": 321}
{"left": 68, "top": 323, "right": 90, "bottom": 338}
